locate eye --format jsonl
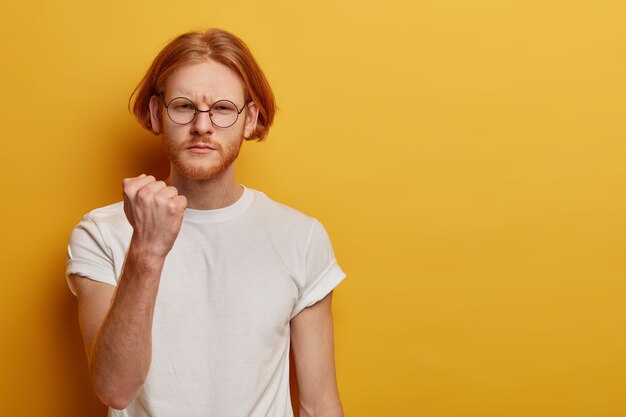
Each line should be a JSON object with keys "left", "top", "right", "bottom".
{"left": 175, "top": 103, "right": 194, "bottom": 111}
{"left": 212, "top": 101, "right": 237, "bottom": 113}
{"left": 169, "top": 98, "right": 196, "bottom": 112}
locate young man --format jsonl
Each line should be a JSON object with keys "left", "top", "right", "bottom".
{"left": 66, "top": 29, "right": 345, "bottom": 417}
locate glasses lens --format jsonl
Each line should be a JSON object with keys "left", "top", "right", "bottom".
{"left": 167, "top": 98, "right": 196, "bottom": 124}
{"left": 210, "top": 100, "right": 239, "bottom": 128}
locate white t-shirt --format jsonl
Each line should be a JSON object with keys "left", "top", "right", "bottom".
{"left": 66, "top": 187, "right": 346, "bottom": 417}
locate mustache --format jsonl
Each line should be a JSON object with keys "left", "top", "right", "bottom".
{"left": 174, "top": 139, "right": 220, "bottom": 151}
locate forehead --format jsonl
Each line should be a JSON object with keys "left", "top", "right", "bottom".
{"left": 164, "top": 59, "right": 246, "bottom": 102}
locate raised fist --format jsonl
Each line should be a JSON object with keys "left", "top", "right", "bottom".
{"left": 122, "top": 174, "right": 187, "bottom": 258}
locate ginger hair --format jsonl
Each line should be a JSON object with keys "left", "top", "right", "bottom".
{"left": 130, "top": 29, "right": 275, "bottom": 141}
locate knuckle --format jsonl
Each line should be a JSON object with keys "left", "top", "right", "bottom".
{"left": 168, "top": 201, "right": 184, "bottom": 215}
{"left": 123, "top": 187, "right": 135, "bottom": 199}
{"left": 122, "top": 178, "right": 134, "bottom": 191}
{"left": 172, "top": 198, "right": 184, "bottom": 210}
{"left": 135, "top": 186, "right": 152, "bottom": 201}
{"left": 154, "top": 194, "right": 168, "bottom": 206}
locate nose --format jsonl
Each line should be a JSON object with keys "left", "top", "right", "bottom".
{"left": 190, "top": 109, "right": 214, "bottom": 136}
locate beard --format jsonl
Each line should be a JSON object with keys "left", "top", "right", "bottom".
{"left": 163, "top": 134, "right": 243, "bottom": 181}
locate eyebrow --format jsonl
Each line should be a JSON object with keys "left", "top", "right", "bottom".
{"left": 166, "top": 94, "right": 243, "bottom": 105}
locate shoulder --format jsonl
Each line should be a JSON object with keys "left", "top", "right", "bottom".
{"left": 80, "top": 201, "right": 130, "bottom": 232}
{"left": 67, "top": 202, "right": 129, "bottom": 289}
{"left": 83, "top": 201, "right": 126, "bottom": 224}
{"left": 247, "top": 188, "right": 319, "bottom": 232}
{"left": 71, "top": 201, "right": 131, "bottom": 244}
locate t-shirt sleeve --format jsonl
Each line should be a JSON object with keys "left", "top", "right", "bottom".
{"left": 290, "top": 219, "right": 346, "bottom": 319}
{"left": 66, "top": 215, "right": 118, "bottom": 295}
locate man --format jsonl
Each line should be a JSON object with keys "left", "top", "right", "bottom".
{"left": 66, "top": 29, "right": 345, "bottom": 417}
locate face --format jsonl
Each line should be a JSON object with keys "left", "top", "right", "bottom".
{"left": 149, "top": 59, "right": 259, "bottom": 181}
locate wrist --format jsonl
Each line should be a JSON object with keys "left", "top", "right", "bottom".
{"left": 128, "top": 234, "right": 171, "bottom": 261}
{"left": 126, "top": 238, "right": 168, "bottom": 273}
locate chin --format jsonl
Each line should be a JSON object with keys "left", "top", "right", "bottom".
{"left": 166, "top": 139, "right": 242, "bottom": 182}
{"left": 170, "top": 154, "right": 235, "bottom": 181}
{"left": 173, "top": 162, "right": 228, "bottom": 180}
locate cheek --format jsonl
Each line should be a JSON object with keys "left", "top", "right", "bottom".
{"left": 161, "top": 130, "right": 183, "bottom": 153}
{"left": 162, "top": 123, "right": 187, "bottom": 141}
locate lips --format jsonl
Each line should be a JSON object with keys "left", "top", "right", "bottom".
{"left": 186, "top": 142, "right": 217, "bottom": 153}
{"left": 187, "top": 142, "right": 215, "bottom": 149}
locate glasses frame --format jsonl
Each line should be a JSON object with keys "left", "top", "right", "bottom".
{"left": 161, "top": 95, "right": 247, "bottom": 128}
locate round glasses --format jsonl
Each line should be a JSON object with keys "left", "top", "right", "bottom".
{"left": 163, "top": 96, "right": 246, "bottom": 128}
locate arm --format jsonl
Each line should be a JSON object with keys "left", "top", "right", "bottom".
{"left": 290, "top": 291, "right": 344, "bottom": 417}
{"left": 71, "top": 175, "right": 186, "bottom": 410}
{"left": 70, "top": 250, "right": 164, "bottom": 409}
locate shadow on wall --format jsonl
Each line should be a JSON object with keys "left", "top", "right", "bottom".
{"left": 116, "top": 129, "right": 171, "bottom": 181}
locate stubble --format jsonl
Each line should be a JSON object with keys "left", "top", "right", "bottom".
{"left": 164, "top": 136, "right": 243, "bottom": 181}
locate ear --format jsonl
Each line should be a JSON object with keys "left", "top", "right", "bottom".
{"left": 148, "top": 95, "right": 162, "bottom": 134}
{"left": 243, "top": 101, "right": 259, "bottom": 140}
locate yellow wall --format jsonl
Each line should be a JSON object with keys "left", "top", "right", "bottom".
{"left": 1, "top": 1, "right": 625, "bottom": 416}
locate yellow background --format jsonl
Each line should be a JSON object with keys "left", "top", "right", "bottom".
{"left": 1, "top": 1, "right": 625, "bottom": 416}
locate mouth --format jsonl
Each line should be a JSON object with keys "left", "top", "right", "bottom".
{"left": 186, "top": 143, "right": 217, "bottom": 154}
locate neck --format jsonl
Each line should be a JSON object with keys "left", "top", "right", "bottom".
{"left": 167, "top": 164, "right": 243, "bottom": 210}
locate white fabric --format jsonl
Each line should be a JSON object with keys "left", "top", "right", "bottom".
{"left": 66, "top": 187, "right": 345, "bottom": 417}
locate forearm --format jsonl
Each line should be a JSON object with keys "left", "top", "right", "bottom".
{"left": 299, "top": 402, "right": 344, "bottom": 417}
{"left": 89, "top": 245, "right": 165, "bottom": 409}
{"left": 292, "top": 293, "right": 344, "bottom": 417}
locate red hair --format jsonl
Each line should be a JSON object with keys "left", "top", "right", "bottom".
{"left": 130, "top": 29, "right": 275, "bottom": 141}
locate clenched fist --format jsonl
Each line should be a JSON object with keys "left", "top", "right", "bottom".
{"left": 123, "top": 174, "right": 187, "bottom": 258}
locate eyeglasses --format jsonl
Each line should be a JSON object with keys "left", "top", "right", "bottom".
{"left": 162, "top": 96, "right": 246, "bottom": 128}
